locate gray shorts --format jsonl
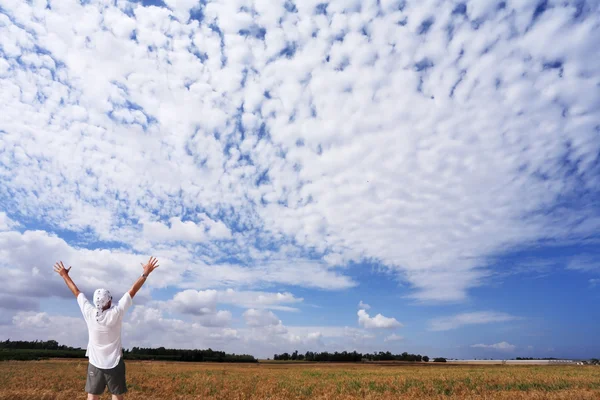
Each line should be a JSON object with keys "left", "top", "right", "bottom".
{"left": 85, "top": 358, "right": 128, "bottom": 395}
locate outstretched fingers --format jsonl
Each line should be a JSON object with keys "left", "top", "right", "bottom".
{"left": 148, "top": 256, "right": 159, "bottom": 271}
{"left": 141, "top": 256, "right": 160, "bottom": 272}
{"left": 53, "top": 261, "right": 71, "bottom": 274}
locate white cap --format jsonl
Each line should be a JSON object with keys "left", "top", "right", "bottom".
{"left": 93, "top": 288, "right": 112, "bottom": 314}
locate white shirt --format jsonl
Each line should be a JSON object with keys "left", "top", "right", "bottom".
{"left": 77, "top": 292, "right": 132, "bottom": 369}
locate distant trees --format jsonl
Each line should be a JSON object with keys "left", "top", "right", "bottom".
{"left": 0, "top": 340, "right": 257, "bottom": 363}
{"left": 0, "top": 340, "right": 85, "bottom": 361}
{"left": 273, "top": 350, "right": 428, "bottom": 363}
{"left": 274, "top": 352, "right": 290, "bottom": 361}
{"left": 0, "top": 339, "right": 81, "bottom": 351}
{"left": 433, "top": 357, "right": 447, "bottom": 363}
{"left": 423, "top": 356, "right": 430, "bottom": 362}
{"left": 127, "top": 347, "right": 256, "bottom": 362}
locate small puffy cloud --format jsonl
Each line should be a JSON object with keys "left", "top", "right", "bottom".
{"left": 197, "top": 310, "right": 232, "bottom": 327}
{"left": 170, "top": 289, "right": 218, "bottom": 316}
{"left": 166, "top": 290, "right": 231, "bottom": 327}
{"left": 357, "top": 309, "right": 402, "bottom": 329}
{"left": 471, "top": 342, "right": 516, "bottom": 351}
{"left": 590, "top": 279, "right": 600, "bottom": 287}
{"left": 208, "top": 328, "right": 240, "bottom": 340}
{"left": 429, "top": 311, "right": 519, "bottom": 331}
{"left": 384, "top": 334, "right": 404, "bottom": 342}
{"left": 358, "top": 300, "right": 370, "bottom": 310}
{"left": 143, "top": 215, "right": 231, "bottom": 243}
{"left": 143, "top": 218, "right": 207, "bottom": 243}
{"left": 243, "top": 308, "right": 281, "bottom": 327}
{"left": 306, "top": 332, "right": 323, "bottom": 341}
{"left": 198, "top": 213, "right": 232, "bottom": 240}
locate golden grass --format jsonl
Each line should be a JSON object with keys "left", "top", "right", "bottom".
{"left": 1, "top": 359, "right": 600, "bottom": 399}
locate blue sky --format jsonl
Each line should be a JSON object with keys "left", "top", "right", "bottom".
{"left": 0, "top": 0, "right": 599, "bottom": 359}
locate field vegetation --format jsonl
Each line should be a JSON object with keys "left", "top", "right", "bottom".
{"left": 2, "top": 359, "right": 600, "bottom": 399}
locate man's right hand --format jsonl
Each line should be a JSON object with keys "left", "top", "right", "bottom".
{"left": 141, "top": 256, "right": 159, "bottom": 276}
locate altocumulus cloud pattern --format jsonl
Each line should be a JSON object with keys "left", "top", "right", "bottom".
{"left": 0, "top": 0, "right": 599, "bottom": 357}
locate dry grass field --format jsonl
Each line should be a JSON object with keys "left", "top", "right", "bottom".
{"left": 1, "top": 359, "right": 600, "bottom": 399}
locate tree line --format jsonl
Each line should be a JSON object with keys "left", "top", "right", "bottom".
{"left": 272, "top": 350, "right": 445, "bottom": 362}
{"left": 126, "top": 346, "right": 256, "bottom": 362}
{"left": 0, "top": 339, "right": 83, "bottom": 351}
{"left": 0, "top": 340, "right": 256, "bottom": 363}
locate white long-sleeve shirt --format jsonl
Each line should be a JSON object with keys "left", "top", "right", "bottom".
{"left": 77, "top": 292, "right": 132, "bottom": 369}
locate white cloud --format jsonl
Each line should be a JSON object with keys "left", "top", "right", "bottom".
{"left": 357, "top": 309, "right": 402, "bottom": 329}
{"left": 384, "top": 333, "right": 404, "bottom": 342}
{"left": 121, "top": 306, "right": 374, "bottom": 357}
{"left": 122, "top": 306, "right": 241, "bottom": 349}
{"left": 566, "top": 256, "right": 600, "bottom": 273}
{"left": 358, "top": 300, "right": 370, "bottom": 310}
{"left": 143, "top": 215, "right": 232, "bottom": 243}
{"left": 0, "top": 229, "right": 348, "bottom": 311}
{"left": 0, "top": 229, "right": 186, "bottom": 304}
{"left": 0, "top": 212, "right": 17, "bottom": 231}
{"left": 217, "top": 289, "right": 303, "bottom": 311}
{"left": 143, "top": 218, "right": 208, "bottom": 243}
{"left": 429, "top": 311, "right": 519, "bottom": 331}
{"left": 0, "top": 0, "right": 597, "bottom": 350}
{"left": 243, "top": 308, "right": 281, "bottom": 327}
{"left": 197, "top": 310, "right": 232, "bottom": 327}
{"left": 169, "top": 289, "right": 218, "bottom": 316}
{"left": 208, "top": 328, "right": 240, "bottom": 340}
{"left": 166, "top": 288, "right": 303, "bottom": 314}
{"left": 176, "top": 259, "right": 356, "bottom": 291}
{"left": 2, "top": 306, "right": 380, "bottom": 358}
{"left": 7, "top": 312, "right": 88, "bottom": 348}
{"left": 471, "top": 342, "right": 516, "bottom": 351}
